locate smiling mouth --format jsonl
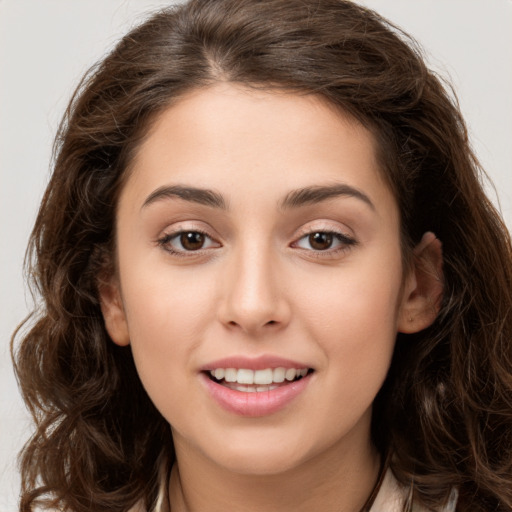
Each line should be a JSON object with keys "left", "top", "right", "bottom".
{"left": 206, "top": 367, "right": 314, "bottom": 393}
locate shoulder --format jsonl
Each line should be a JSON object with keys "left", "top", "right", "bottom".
{"left": 370, "top": 469, "right": 457, "bottom": 512}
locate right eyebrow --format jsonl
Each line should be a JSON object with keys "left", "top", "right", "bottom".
{"left": 141, "top": 185, "right": 227, "bottom": 210}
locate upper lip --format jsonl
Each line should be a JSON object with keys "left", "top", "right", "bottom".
{"left": 200, "top": 355, "right": 312, "bottom": 371}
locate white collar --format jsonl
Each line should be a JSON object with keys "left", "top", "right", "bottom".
{"left": 370, "top": 469, "right": 457, "bottom": 512}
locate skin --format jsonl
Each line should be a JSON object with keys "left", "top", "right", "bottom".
{"left": 100, "top": 83, "right": 443, "bottom": 512}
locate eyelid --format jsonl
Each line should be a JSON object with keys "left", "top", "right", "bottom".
{"left": 156, "top": 222, "right": 222, "bottom": 256}
{"left": 293, "top": 221, "right": 355, "bottom": 241}
{"left": 290, "top": 222, "right": 358, "bottom": 256}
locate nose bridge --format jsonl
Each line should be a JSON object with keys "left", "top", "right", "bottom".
{"left": 219, "top": 237, "right": 289, "bottom": 333}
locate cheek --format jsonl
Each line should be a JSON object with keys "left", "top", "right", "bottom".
{"left": 293, "top": 251, "right": 403, "bottom": 380}
{"left": 122, "top": 260, "right": 218, "bottom": 335}
{"left": 119, "top": 265, "right": 219, "bottom": 406}
{"left": 297, "top": 260, "right": 402, "bottom": 336}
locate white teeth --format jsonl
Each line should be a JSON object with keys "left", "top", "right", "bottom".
{"left": 209, "top": 367, "right": 309, "bottom": 386}
{"left": 224, "top": 368, "right": 237, "bottom": 382}
{"left": 285, "top": 368, "right": 297, "bottom": 381}
{"left": 254, "top": 368, "right": 273, "bottom": 385}
{"left": 238, "top": 385, "right": 256, "bottom": 392}
{"left": 256, "top": 385, "right": 279, "bottom": 392}
{"left": 237, "top": 368, "right": 255, "bottom": 384}
{"left": 213, "top": 368, "right": 225, "bottom": 380}
{"left": 273, "top": 367, "right": 286, "bottom": 383}
{"left": 228, "top": 384, "right": 280, "bottom": 392}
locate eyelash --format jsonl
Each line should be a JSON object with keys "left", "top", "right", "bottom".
{"left": 157, "top": 229, "right": 219, "bottom": 257}
{"left": 292, "top": 230, "right": 357, "bottom": 257}
{"left": 156, "top": 228, "right": 357, "bottom": 258}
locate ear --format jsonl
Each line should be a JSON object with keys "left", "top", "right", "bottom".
{"left": 397, "top": 232, "right": 444, "bottom": 334}
{"left": 98, "top": 275, "right": 130, "bottom": 346}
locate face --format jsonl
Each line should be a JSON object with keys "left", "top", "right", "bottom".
{"left": 101, "top": 83, "right": 433, "bottom": 477}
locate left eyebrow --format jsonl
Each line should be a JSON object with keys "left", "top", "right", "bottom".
{"left": 280, "top": 184, "right": 375, "bottom": 211}
{"left": 141, "top": 185, "right": 227, "bottom": 210}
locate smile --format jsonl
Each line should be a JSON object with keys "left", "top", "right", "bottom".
{"left": 208, "top": 367, "right": 310, "bottom": 392}
{"left": 201, "top": 361, "right": 315, "bottom": 416}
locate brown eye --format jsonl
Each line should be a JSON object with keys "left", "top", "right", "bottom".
{"left": 308, "top": 232, "right": 333, "bottom": 250}
{"left": 158, "top": 229, "right": 220, "bottom": 255}
{"left": 293, "top": 230, "right": 357, "bottom": 254}
{"left": 180, "top": 232, "right": 205, "bottom": 250}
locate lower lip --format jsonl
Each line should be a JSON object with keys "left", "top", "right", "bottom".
{"left": 201, "top": 373, "right": 312, "bottom": 417}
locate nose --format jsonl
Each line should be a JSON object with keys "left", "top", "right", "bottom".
{"left": 217, "top": 245, "right": 291, "bottom": 335}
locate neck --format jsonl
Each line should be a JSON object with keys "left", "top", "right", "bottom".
{"left": 168, "top": 425, "right": 380, "bottom": 512}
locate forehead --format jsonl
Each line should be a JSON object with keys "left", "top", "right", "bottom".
{"left": 124, "top": 83, "right": 395, "bottom": 216}
{"left": 137, "top": 84, "right": 376, "bottom": 158}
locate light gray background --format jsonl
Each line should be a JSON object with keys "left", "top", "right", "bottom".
{"left": 1, "top": 1, "right": 511, "bottom": 509}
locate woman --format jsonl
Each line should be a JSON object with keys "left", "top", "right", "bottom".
{"left": 12, "top": 1, "right": 512, "bottom": 511}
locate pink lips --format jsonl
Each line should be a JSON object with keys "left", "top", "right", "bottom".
{"left": 200, "top": 355, "right": 309, "bottom": 371}
{"left": 200, "top": 355, "right": 313, "bottom": 417}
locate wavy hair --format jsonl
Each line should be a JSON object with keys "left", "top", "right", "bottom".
{"left": 12, "top": 1, "right": 512, "bottom": 510}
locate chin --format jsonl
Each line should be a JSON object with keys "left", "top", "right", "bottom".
{"left": 200, "top": 431, "right": 315, "bottom": 476}
{"left": 215, "top": 451, "right": 306, "bottom": 476}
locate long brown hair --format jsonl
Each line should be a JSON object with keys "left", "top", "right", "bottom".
{"left": 12, "top": 1, "right": 512, "bottom": 511}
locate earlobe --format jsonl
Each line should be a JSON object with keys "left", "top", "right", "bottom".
{"left": 397, "top": 232, "right": 444, "bottom": 334}
{"left": 98, "top": 276, "right": 130, "bottom": 346}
